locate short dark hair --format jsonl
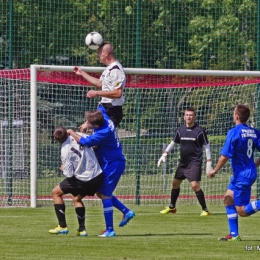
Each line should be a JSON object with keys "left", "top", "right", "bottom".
{"left": 85, "top": 110, "right": 105, "bottom": 127}
{"left": 184, "top": 107, "right": 196, "bottom": 115}
{"left": 53, "top": 126, "right": 68, "bottom": 143}
{"left": 235, "top": 104, "right": 250, "bottom": 123}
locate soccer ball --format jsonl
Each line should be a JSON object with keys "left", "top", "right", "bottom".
{"left": 85, "top": 32, "right": 103, "bottom": 50}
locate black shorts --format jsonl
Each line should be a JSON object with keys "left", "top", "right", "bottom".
{"left": 101, "top": 103, "right": 123, "bottom": 127}
{"left": 175, "top": 163, "right": 202, "bottom": 182}
{"left": 59, "top": 173, "right": 104, "bottom": 197}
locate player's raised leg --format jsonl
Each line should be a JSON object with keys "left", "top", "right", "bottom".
{"left": 111, "top": 195, "right": 135, "bottom": 227}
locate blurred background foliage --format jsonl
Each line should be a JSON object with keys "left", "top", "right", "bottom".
{"left": 0, "top": 0, "right": 258, "bottom": 70}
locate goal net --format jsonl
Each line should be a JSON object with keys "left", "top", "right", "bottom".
{"left": 1, "top": 65, "right": 260, "bottom": 207}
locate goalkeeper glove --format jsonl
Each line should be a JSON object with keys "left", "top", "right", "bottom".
{"left": 157, "top": 153, "right": 167, "bottom": 167}
{"left": 206, "top": 161, "right": 213, "bottom": 175}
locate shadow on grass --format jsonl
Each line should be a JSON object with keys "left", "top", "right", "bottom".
{"left": 116, "top": 233, "right": 212, "bottom": 237}
{"left": 152, "top": 212, "right": 227, "bottom": 216}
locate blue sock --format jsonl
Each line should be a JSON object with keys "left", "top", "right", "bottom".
{"left": 102, "top": 198, "right": 114, "bottom": 231}
{"left": 111, "top": 195, "right": 129, "bottom": 214}
{"left": 244, "top": 200, "right": 260, "bottom": 215}
{"left": 226, "top": 204, "right": 238, "bottom": 237}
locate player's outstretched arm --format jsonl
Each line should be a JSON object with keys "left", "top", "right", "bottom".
{"left": 204, "top": 143, "right": 212, "bottom": 174}
{"left": 157, "top": 152, "right": 167, "bottom": 167}
{"left": 78, "top": 121, "right": 89, "bottom": 133}
{"left": 88, "top": 87, "right": 123, "bottom": 99}
{"left": 207, "top": 155, "right": 228, "bottom": 178}
{"left": 157, "top": 141, "right": 175, "bottom": 167}
{"left": 67, "top": 129, "right": 82, "bottom": 143}
{"left": 74, "top": 66, "right": 102, "bottom": 88}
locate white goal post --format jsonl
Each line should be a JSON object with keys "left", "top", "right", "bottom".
{"left": 29, "top": 65, "right": 260, "bottom": 208}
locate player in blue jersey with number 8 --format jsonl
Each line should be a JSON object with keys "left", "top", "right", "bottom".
{"left": 208, "top": 104, "right": 260, "bottom": 241}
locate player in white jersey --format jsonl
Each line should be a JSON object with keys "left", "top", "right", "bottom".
{"left": 48, "top": 126, "right": 103, "bottom": 236}
{"left": 74, "top": 42, "right": 126, "bottom": 126}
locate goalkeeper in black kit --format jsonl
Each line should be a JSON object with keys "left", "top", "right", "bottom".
{"left": 157, "top": 107, "right": 212, "bottom": 216}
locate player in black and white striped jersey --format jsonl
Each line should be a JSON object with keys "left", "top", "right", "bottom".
{"left": 48, "top": 126, "right": 103, "bottom": 236}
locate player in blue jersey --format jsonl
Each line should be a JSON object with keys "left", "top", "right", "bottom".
{"left": 158, "top": 107, "right": 212, "bottom": 216}
{"left": 67, "top": 105, "right": 135, "bottom": 237}
{"left": 208, "top": 104, "right": 260, "bottom": 241}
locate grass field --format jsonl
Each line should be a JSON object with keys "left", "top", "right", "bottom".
{"left": 1, "top": 204, "right": 260, "bottom": 260}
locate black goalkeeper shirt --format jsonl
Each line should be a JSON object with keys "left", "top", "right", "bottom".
{"left": 173, "top": 124, "right": 209, "bottom": 166}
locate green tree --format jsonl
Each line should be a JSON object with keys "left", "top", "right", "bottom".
{"left": 185, "top": 0, "right": 257, "bottom": 70}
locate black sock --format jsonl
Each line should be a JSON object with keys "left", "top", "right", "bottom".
{"left": 54, "top": 204, "right": 67, "bottom": 227}
{"left": 75, "top": 207, "right": 86, "bottom": 231}
{"left": 170, "top": 188, "right": 180, "bottom": 208}
{"left": 195, "top": 189, "right": 208, "bottom": 211}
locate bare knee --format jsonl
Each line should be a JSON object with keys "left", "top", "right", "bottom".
{"left": 51, "top": 187, "right": 60, "bottom": 197}
{"left": 96, "top": 192, "right": 102, "bottom": 199}
{"left": 51, "top": 185, "right": 63, "bottom": 198}
{"left": 223, "top": 194, "right": 234, "bottom": 206}
{"left": 238, "top": 212, "right": 248, "bottom": 217}
{"left": 96, "top": 192, "right": 110, "bottom": 200}
{"left": 190, "top": 181, "right": 200, "bottom": 192}
{"left": 172, "top": 179, "right": 182, "bottom": 189}
{"left": 72, "top": 195, "right": 84, "bottom": 208}
{"left": 236, "top": 206, "right": 248, "bottom": 217}
{"left": 192, "top": 185, "right": 200, "bottom": 192}
{"left": 72, "top": 195, "right": 81, "bottom": 203}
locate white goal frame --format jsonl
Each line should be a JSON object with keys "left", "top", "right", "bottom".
{"left": 30, "top": 64, "right": 260, "bottom": 208}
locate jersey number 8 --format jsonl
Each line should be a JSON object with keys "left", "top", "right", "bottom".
{"left": 247, "top": 138, "right": 253, "bottom": 158}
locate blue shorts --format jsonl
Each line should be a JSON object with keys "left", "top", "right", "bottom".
{"left": 98, "top": 160, "right": 125, "bottom": 197}
{"left": 227, "top": 182, "right": 252, "bottom": 206}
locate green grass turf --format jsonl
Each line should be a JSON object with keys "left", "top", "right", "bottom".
{"left": 0, "top": 205, "right": 260, "bottom": 260}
